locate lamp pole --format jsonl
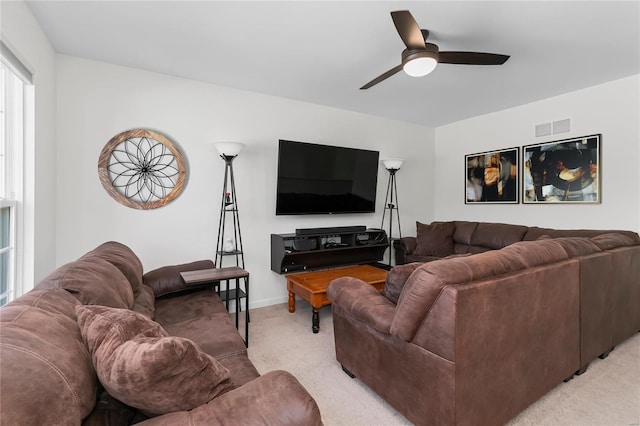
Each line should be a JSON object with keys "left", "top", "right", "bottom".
{"left": 214, "top": 143, "right": 245, "bottom": 269}
{"left": 381, "top": 159, "right": 404, "bottom": 267}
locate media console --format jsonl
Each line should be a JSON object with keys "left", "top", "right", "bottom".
{"left": 270, "top": 227, "right": 388, "bottom": 274}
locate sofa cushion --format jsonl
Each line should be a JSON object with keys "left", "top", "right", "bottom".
{"left": 590, "top": 233, "right": 638, "bottom": 250}
{"left": 470, "top": 222, "right": 528, "bottom": 250}
{"left": 548, "top": 237, "right": 602, "bottom": 257}
{"left": 132, "top": 284, "right": 155, "bottom": 319}
{"left": 143, "top": 260, "right": 215, "bottom": 298}
{"left": 414, "top": 221, "right": 455, "bottom": 257}
{"left": 82, "top": 391, "right": 138, "bottom": 426}
{"left": 524, "top": 227, "right": 640, "bottom": 242}
{"left": 36, "top": 257, "right": 134, "bottom": 309}
{"left": 383, "top": 262, "right": 423, "bottom": 304}
{"left": 405, "top": 253, "right": 442, "bottom": 263}
{"left": 499, "top": 240, "right": 569, "bottom": 268}
{"left": 153, "top": 291, "right": 259, "bottom": 387}
{"left": 76, "top": 305, "right": 232, "bottom": 415}
{"left": 85, "top": 241, "right": 144, "bottom": 296}
{"left": 0, "top": 288, "right": 98, "bottom": 425}
{"left": 452, "top": 221, "right": 479, "bottom": 245}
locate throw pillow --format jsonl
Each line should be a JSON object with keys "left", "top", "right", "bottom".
{"left": 414, "top": 221, "right": 455, "bottom": 257}
{"left": 75, "top": 305, "right": 231, "bottom": 415}
{"left": 383, "top": 262, "right": 423, "bottom": 304}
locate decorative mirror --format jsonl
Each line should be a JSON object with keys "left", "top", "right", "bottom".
{"left": 98, "top": 129, "right": 186, "bottom": 209}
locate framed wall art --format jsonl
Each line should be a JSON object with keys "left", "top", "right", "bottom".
{"left": 98, "top": 129, "right": 187, "bottom": 210}
{"left": 522, "top": 134, "right": 601, "bottom": 204}
{"left": 465, "top": 147, "right": 519, "bottom": 204}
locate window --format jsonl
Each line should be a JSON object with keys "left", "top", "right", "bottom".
{"left": 1, "top": 43, "right": 31, "bottom": 306}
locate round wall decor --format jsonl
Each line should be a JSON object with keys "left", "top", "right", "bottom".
{"left": 98, "top": 129, "right": 186, "bottom": 210}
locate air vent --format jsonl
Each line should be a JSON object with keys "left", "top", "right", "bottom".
{"left": 535, "top": 123, "right": 552, "bottom": 138}
{"left": 553, "top": 119, "right": 570, "bottom": 134}
{"left": 535, "top": 118, "right": 571, "bottom": 137}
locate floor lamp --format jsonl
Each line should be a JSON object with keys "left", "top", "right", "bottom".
{"left": 381, "top": 158, "right": 404, "bottom": 267}
{"left": 214, "top": 142, "right": 245, "bottom": 269}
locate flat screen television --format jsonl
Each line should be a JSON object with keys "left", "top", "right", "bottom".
{"left": 276, "top": 140, "right": 380, "bottom": 215}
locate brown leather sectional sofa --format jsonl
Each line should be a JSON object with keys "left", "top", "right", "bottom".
{"left": 0, "top": 241, "right": 322, "bottom": 425}
{"left": 328, "top": 222, "right": 640, "bottom": 426}
{"left": 394, "top": 220, "right": 640, "bottom": 264}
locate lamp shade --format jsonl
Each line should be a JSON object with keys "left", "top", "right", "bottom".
{"left": 382, "top": 158, "right": 404, "bottom": 171}
{"left": 214, "top": 142, "right": 245, "bottom": 158}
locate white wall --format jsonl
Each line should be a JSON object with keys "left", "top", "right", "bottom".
{"left": 1, "top": 1, "right": 57, "bottom": 289}
{"left": 55, "top": 55, "right": 434, "bottom": 308}
{"left": 434, "top": 75, "right": 640, "bottom": 233}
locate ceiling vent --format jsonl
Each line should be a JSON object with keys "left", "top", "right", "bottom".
{"left": 535, "top": 118, "right": 571, "bottom": 137}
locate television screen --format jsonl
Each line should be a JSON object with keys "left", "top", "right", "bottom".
{"left": 276, "top": 140, "right": 380, "bottom": 215}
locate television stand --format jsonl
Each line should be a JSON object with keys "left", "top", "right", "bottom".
{"left": 270, "top": 228, "right": 388, "bottom": 273}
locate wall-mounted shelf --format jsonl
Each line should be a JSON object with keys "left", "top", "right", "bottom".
{"left": 270, "top": 228, "right": 388, "bottom": 274}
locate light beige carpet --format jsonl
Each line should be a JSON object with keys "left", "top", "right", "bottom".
{"left": 246, "top": 302, "right": 640, "bottom": 426}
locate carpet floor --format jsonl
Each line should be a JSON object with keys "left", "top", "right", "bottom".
{"left": 245, "top": 302, "right": 640, "bottom": 426}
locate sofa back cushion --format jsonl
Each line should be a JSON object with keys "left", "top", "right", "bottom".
{"left": 590, "top": 233, "right": 639, "bottom": 250}
{"left": 452, "top": 221, "right": 479, "bottom": 246}
{"left": 0, "top": 288, "right": 98, "bottom": 425}
{"left": 549, "top": 237, "right": 602, "bottom": 257}
{"left": 413, "top": 221, "right": 455, "bottom": 257}
{"left": 36, "top": 257, "right": 134, "bottom": 309}
{"left": 523, "top": 226, "right": 640, "bottom": 242}
{"left": 132, "top": 284, "right": 156, "bottom": 319}
{"left": 84, "top": 241, "right": 144, "bottom": 296}
{"left": 391, "top": 240, "right": 568, "bottom": 342}
{"left": 469, "top": 222, "right": 528, "bottom": 250}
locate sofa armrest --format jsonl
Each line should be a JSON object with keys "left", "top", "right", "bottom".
{"left": 393, "top": 237, "right": 417, "bottom": 265}
{"left": 327, "top": 277, "right": 396, "bottom": 334}
{"left": 143, "top": 260, "right": 215, "bottom": 298}
{"left": 137, "top": 371, "right": 322, "bottom": 426}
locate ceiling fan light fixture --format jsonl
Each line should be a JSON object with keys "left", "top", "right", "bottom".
{"left": 403, "top": 56, "right": 437, "bottom": 77}
{"left": 401, "top": 47, "right": 439, "bottom": 77}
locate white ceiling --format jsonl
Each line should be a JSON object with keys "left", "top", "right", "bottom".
{"left": 24, "top": 1, "right": 640, "bottom": 127}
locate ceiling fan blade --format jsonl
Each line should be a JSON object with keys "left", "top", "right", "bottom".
{"left": 360, "top": 64, "right": 404, "bottom": 90}
{"left": 391, "top": 10, "right": 426, "bottom": 50}
{"left": 438, "top": 51, "right": 510, "bottom": 65}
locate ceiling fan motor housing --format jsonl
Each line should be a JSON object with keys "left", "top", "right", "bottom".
{"left": 402, "top": 43, "right": 439, "bottom": 76}
{"left": 402, "top": 43, "right": 439, "bottom": 64}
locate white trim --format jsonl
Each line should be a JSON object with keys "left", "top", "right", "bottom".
{"left": 0, "top": 203, "right": 16, "bottom": 305}
{"left": 0, "top": 51, "right": 29, "bottom": 303}
{"left": 0, "top": 41, "right": 33, "bottom": 84}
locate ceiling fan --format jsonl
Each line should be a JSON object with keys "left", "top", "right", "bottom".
{"left": 360, "top": 10, "right": 510, "bottom": 90}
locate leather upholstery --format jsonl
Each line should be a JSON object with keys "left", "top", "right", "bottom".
{"left": 36, "top": 257, "right": 135, "bottom": 309}
{"left": 0, "top": 288, "right": 98, "bottom": 425}
{"left": 1, "top": 243, "right": 322, "bottom": 426}
{"left": 394, "top": 220, "right": 640, "bottom": 264}
{"left": 330, "top": 232, "right": 640, "bottom": 426}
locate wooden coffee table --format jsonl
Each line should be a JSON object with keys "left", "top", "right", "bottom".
{"left": 286, "top": 264, "right": 388, "bottom": 333}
